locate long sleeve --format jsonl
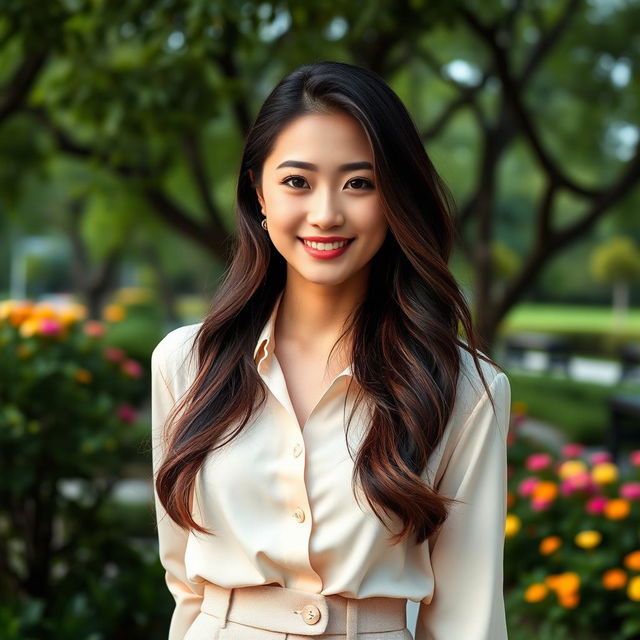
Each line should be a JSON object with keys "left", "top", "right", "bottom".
{"left": 415, "top": 371, "right": 511, "bottom": 640}
{"left": 151, "top": 340, "right": 204, "bottom": 640}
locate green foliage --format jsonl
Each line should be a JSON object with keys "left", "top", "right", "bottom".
{"left": 591, "top": 236, "right": 640, "bottom": 284}
{"left": 0, "top": 298, "right": 169, "bottom": 638}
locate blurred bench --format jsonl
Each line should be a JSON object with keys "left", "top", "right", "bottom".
{"left": 505, "top": 332, "right": 572, "bottom": 375}
{"left": 619, "top": 342, "right": 640, "bottom": 384}
{"left": 608, "top": 392, "right": 640, "bottom": 463}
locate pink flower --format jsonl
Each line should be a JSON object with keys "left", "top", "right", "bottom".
{"left": 531, "top": 497, "right": 552, "bottom": 511}
{"left": 561, "top": 443, "right": 585, "bottom": 459}
{"left": 40, "top": 318, "right": 62, "bottom": 335}
{"left": 585, "top": 496, "right": 607, "bottom": 515}
{"left": 630, "top": 450, "right": 640, "bottom": 467}
{"left": 518, "top": 476, "right": 540, "bottom": 497}
{"left": 560, "top": 471, "right": 596, "bottom": 496}
{"left": 122, "top": 359, "right": 143, "bottom": 378}
{"left": 84, "top": 320, "right": 105, "bottom": 338}
{"left": 590, "top": 451, "right": 612, "bottom": 465}
{"left": 620, "top": 482, "right": 640, "bottom": 500}
{"left": 104, "top": 346, "right": 125, "bottom": 362}
{"left": 116, "top": 404, "right": 137, "bottom": 424}
{"left": 526, "top": 453, "right": 553, "bottom": 471}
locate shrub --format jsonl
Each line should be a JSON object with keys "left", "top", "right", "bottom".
{"left": 0, "top": 299, "right": 169, "bottom": 638}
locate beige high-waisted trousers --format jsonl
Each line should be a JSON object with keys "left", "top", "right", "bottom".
{"left": 184, "top": 582, "right": 413, "bottom": 640}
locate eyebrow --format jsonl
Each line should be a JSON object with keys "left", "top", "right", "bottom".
{"left": 275, "top": 160, "right": 373, "bottom": 172}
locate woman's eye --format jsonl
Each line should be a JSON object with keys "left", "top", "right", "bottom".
{"left": 282, "top": 176, "right": 309, "bottom": 189}
{"left": 347, "top": 178, "right": 374, "bottom": 190}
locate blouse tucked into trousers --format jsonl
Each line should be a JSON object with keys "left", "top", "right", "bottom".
{"left": 151, "top": 291, "right": 512, "bottom": 640}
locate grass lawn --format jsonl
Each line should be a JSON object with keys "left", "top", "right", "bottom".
{"left": 506, "top": 369, "right": 640, "bottom": 445}
{"left": 502, "top": 304, "right": 640, "bottom": 336}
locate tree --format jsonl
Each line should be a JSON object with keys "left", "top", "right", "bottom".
{"left": 590, "top": 235, "right": 640, "bottom": 329}
{"left": 2, "top": 0, "right": 640, "bottom": 350}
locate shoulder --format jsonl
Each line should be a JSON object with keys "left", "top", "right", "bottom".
{"left": 151, "top": 322, "right": 203, "bottom": 395}
{"left": 443, "top": 340, "right": 511, "bottom": 445}
{"left": 455, "top": 340, "right": 509, "bottom": 411}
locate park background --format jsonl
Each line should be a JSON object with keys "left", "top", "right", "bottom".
{"left": 2, "top": 0, "right": 640, "bottom": 638}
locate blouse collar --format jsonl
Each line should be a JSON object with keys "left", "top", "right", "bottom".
{"left": 253, "top": 290, "right": 353, "bottom": 378}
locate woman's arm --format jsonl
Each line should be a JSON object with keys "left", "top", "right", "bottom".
{"left": 151, "top": 337, "right": 205, "bottom": 640}
{"left": 415, "top": 371, "right": 511, "bottom": 640}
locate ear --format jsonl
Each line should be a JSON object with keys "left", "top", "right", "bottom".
{"left": 248, "top": 169, "right": 265, "bottom": 211}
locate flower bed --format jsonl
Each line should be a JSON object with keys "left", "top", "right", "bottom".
{"left": 505, "top": 402, "right": 640, "bottom": 639}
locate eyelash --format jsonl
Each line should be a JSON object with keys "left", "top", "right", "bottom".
{"left": 281, "top": 175, "right": 375, "bottom": 190}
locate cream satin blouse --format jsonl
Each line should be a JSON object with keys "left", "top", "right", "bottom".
{"left": 151, "top": 291, "right": 511, "bottom": 640}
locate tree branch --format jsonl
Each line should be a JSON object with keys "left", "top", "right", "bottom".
{"left": 0, "top": 50, "right": 48, "bottom": 123}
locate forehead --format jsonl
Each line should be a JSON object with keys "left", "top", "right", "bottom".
{"left": 265, "top": 111, "right": 373, "bottom": 168}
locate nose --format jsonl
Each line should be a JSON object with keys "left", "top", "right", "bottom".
{"left": 306, "top": 186, "right": 345, "bottom": 228}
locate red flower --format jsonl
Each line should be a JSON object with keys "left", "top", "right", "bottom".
{"left": 122, "top": 359, "right": 143, "bottom": 378}
{"left": 116, "top": 404, "right": 137, "bottom": 424}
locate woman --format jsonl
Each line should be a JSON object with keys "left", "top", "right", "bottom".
{"left": 151, "top": 60, "right": 511, "bottom": 640}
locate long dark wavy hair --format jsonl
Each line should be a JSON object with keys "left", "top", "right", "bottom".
{"left": 155, "top": 60, "right": 503, "bottom": 546}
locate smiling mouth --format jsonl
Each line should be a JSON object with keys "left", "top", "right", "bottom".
{"left": 298, "top": 238, "right": 355, "bottom": 250}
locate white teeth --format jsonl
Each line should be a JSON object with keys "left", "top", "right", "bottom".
{"left": 303, "top": 239, "right": 350, "bottom": 250}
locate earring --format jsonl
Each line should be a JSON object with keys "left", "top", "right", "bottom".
{"left": 261, "top": 217, "right": 268, "bottom": 230}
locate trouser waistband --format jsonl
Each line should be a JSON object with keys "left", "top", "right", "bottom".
{"left": 200, "top": 581, "right": 408, "bottom": 638}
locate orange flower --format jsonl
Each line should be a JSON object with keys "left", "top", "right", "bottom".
{"left": 531, "top": 481, "right": 559, "bottom": 502}
{"left": 524, "top": 583, "right": 548, "bottom": 603}
{"left": 604, "top": 498, "right": 631, "bottom": 520}
{"left": 0, "top": 300, "right": 35, "bottom": 326}
{"left": 512, "top": 401, "right": 527, "bottom": 416}
{"left": 602, "top": 568, "right": 627, "bottom": 590}
{"left": 102, "top": 304, "right": 126, "bottom": 323}
{"left": 558, "top": 591, "right": 580, "bottom": 608}
{"left": 539, "top": 536, "right": 562, "bottom": 555}
{"left": 545, "top": 572, "right": 580, "bottom": 596}
{"left": 74, "top": 369, "right": 93, "bottom": 384}
{"left": 624, "top": 550, "right": 640, "bottom": 571}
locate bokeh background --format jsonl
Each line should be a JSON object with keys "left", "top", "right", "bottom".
{"left": 2, "top": 1, "right": 640, "bottom": 638}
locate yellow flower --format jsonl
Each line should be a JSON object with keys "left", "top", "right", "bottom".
{"left": 624, "top": 550, "right": 640, "bottom": 571}
{"left": 524, "top": 583, "right": 548, "bottom": 603}
{"left": 58, "top": 303, "right": 87, "bottom": 327}
{"left": 505, "top": 513, "right": 521, "bottom": 537}
{"left": 627, "top": 576, "right": 640, "bottom": 602}
{"left": 546, "top": 572, "right": 580, "bottom": 596}
{"left": 531, "top": 481, "right": 559, "bottom": 502}
{"left": 602, "top": 568, "right": 627, "bottom": 590}
{"left": 31, "top": 303, "right": 57, "bottom": 319}
{"left": 591, "top": 462, "right": 619, "bottom": 485}
{"left": 74, "top": 369, "right": 93, "bottom": 384}
{"left": 574, "top": 530, "right": 602, "bottom": 549}
{"left": 558, "top": 459, "right": 587, "bottom": 479}
{"left": 19, "top": 317, "right": 41, "bottom": 338}
{"left": 539, "top": 535, "right": 562, "bottom": 555}
{"left": 102, "top": 304, "right": 126, "bottom": 323}
{"left": 604, "top": 498, "right": 631, "bottom": 520}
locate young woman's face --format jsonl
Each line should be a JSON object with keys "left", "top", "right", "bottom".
{"left": 255, "top": 111, "right": 388, "bottom": 287}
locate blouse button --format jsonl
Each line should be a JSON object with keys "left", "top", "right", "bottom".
{"left": 301, "top": 603, "right": 321, "bottom": 624}
{"left": 293, "top": 443, "right": 303, "bottom": 457}
{"left": 293, "top": 507, "right": 305, "bottom": 523}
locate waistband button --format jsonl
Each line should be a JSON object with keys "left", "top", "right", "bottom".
{"left": 301, "top": 603, "right": 321, "bottom": 624}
